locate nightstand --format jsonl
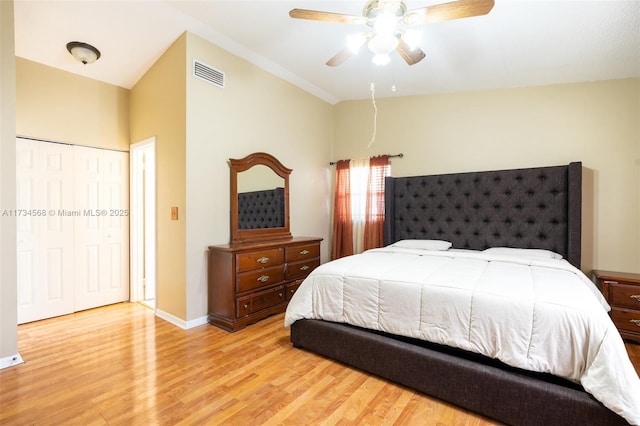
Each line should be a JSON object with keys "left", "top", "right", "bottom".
{"left": 592, "top": 270, "right": 640, "bottom": 344}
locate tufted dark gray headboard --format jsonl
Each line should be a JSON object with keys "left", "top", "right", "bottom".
{"left": 237, "top": 187, "right": 285, "bottom": 230}
{"left": 384, "top": 162, "right": 582, "bottom": 268}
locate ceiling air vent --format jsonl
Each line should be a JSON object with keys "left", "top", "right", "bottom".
{"left": 193, "top": 59, "right": 225, "bottom": 88}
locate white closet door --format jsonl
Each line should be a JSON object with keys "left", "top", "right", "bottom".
{"left": 16, "top": 139, "right": 75, "bottom": 324}
{"left": 74, "top": 146, "right": 129, "bottom": 311}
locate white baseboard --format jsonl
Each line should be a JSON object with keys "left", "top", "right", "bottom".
{"left": 185, "top": 315, "right": 208, "bottom": 329}
{"left": 155, "top": 309, "right": 208, "bottom": 330}
{"left": 0, "top": 353, "right": 24, "bottom": 370}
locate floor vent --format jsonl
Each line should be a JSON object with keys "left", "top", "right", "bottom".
{"left": 193, "top": 60, "right": 225, "bottom": 88}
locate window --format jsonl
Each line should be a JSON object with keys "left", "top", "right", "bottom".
{"left": 331, "top": 156, "right": 390, "bottom": 259}
{"left": 349, "top": 158, "right": 370, "bottom": 223}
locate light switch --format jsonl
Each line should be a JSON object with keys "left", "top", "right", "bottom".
{"left": 171, "top": 207, "right": 178, "bottom": 220}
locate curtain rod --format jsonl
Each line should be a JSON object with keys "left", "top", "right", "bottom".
{"left": 329, "top": 153, "right": 403, "bottom": 166}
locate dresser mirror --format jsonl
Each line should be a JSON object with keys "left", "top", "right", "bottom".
{"left": 230, "top": 152, "right": 292, "bottom": 244}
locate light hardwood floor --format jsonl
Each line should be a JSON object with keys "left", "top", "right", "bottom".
{"left": 1, "top": 303, "right": 639, "bottom": 425}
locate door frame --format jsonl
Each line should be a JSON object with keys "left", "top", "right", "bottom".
{"left": 130, "top": 137, "right": 156, "bottom": 307}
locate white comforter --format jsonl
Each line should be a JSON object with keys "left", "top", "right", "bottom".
{"left": 285, "top": 247, "right": 640, "bottom": 424}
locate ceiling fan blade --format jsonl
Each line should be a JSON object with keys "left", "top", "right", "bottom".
{"left": 396, "top": 40, "right": 426, "bottom": 66}
{"left": 289, "top": 9, "right": 364, "bottom": 25}
{"left": 409, "top": 0, "right": 495, "bottom": 24}
{"left": 326, "top": 32, "right": 372, "bottom": 66}
{"left": 326, "top": 47, "right": 356, "bottom": 67}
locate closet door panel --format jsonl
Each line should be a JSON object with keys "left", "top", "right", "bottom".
{"left": 16, "top": 139, "right": 75, "bottom": 324}
{"left": 103, "top": 155, "right": 128, "bottom": 296}
{"left": 74, "top": 146, "right": 129, "bottom": 311}
{"left": 74, "top": 151, "right": 102, "bottom": 310}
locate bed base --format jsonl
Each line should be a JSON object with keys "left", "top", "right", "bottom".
{"left": 291, "top": 319, "right": 628, "bottom": 426}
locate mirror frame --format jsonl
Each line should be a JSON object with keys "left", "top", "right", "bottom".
{"left": 230, "top": 152, "right": 292, "bottom": 245}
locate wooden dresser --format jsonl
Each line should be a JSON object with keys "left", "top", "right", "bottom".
{"left": 208, "top": 237, "right": 322, "bottom": 332}
{"left": 592, "top": 269, "right": 640, "bottom": 344}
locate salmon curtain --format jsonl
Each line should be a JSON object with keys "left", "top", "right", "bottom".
{"left": 363, "top": 155, "right": 390, "bottom": 250}
{"left": 331, "top": 160, "right": 354, "bottom": 260}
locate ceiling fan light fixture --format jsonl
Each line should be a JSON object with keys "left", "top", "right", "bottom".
{"left": 372, "top": 53, "right": 391, "bottom": 66}
{"left": 66, "top": 41, "right": 101, "bottom": 65}
{"left": 368, "top": 33, "right": 398, "bottom": 55}
{"left": 402, "top": 29, "right": 421, "bottom": 50}
{"left": 403, "top": 12, "right": 421, "bottom": 26}
{"left": 347, "top": 33, "right": 368, "bottom": 53}
{"left": 373, "top": 10, "right": 398, "bottom": 35}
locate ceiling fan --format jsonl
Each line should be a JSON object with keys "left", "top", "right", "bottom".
{"left": 289, "top": 0, "right": 495, "bottom": 67}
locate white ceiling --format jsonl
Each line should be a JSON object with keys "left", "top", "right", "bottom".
{"left": 13, "top": 0, "right": 640, "bottom": 104}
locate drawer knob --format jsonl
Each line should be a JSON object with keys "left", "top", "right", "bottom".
{"left": 257, "top": 275, "right": 270, "bottom": 283}
{"left": 300, "top": 249, "right": 310, "bottom": 255}
{"left": 257, "top": 256, "right": 270, "bottom": 264}
{"left": 243, "top": 303, "right": 249, "bottom": 309}
{"left": 300, "top": 265, "right": 310, "bottom": 271}
{"left": 631, "top": 319, "right": 640, "bottom": 327}
{"left": 631, "top": 295, "right": 640, "bottom": 302}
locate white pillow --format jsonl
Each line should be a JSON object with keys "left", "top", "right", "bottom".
{"left": 391, "top": 239, "right": 452, "bottom": 251}
{"left": 482, "top": 247, "right": 563, "bottom": 260}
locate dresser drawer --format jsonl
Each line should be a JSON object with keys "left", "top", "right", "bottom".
{"left": 286, "top": 243, "right": 320, "bottom": 263}
{"left": 236, "top": 286, "right": 285, "bottom": 318}
{"left": 610, "top": 307, "right": 640, "bottom": 334}
{"left": 286, "top": 258, "right": 320, "bottom": 280}
{"left": 237, "top": 265, "right": 285, "bottom": 293}
{"left": 236, "top": 248, "right": 284, "bottom": 272}
{"left": 285, "top": 279, "right": 304, "bottom": 301}
{"left": 608, "top": 282, "right": 640, "bottom": 310}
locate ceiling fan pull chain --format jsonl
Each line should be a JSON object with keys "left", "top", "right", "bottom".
{"left": 368, "top": 82, "right": 378, "bottom": 148}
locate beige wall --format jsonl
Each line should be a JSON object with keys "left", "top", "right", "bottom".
{"left": 0, "top": 0, "right": 18, "bottom": 362}
{"left": 334, "top": 79, "right": 640, "bottom": 273}
{"left": 15, "top": 58, "right": 129, "bottom": 150}
{"left": 130, "top": 31, "right": 334, "bottom": 323}
{"left": 184, "top": 32, "right": 333, "bottom": 321}
{"left": 130, "top": 34, "right": 188, "bottom": 320}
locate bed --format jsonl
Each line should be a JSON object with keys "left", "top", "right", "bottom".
{"left": 286, "top": 162, "right": 640, "bottom": 425}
